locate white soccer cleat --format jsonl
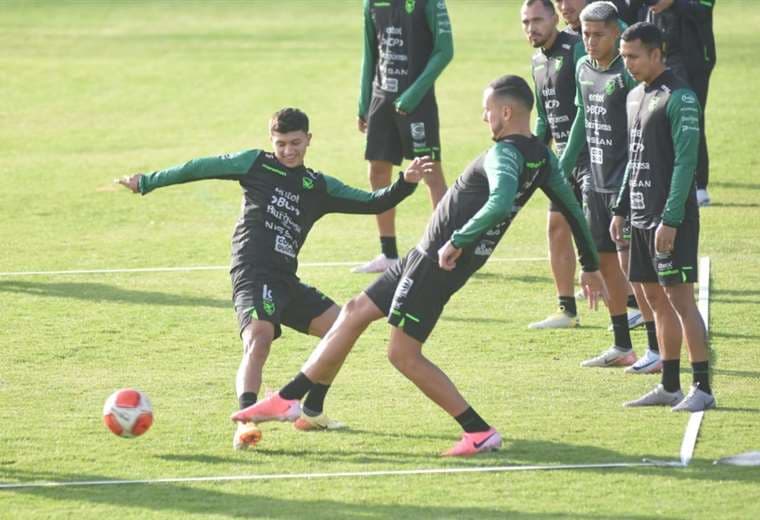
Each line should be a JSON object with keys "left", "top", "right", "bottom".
{"left": 351, "top": 254, "right": 399, "bottom": 273}
{"left": 528, "top": 311, "right": 579, "bottom": 329}
{"left": 623, "top": 384, "right": 684, "bottom": 408}
{"left": 575, "top": 289, "right": 586, "bottom": 301}
{"left": 696, "top": 189, "right": 711, "bottom": 207}
{"left": 233, "top": 422, "right": 262, "bottom": 450}
{"left": 293, "top": 412, "right": 346, "bottom": 431}
{"left": 624, "top": 349, "right": 662, "bottom": 374}
{"left": 580, "top": 346, "right": 637, "bottom": 367}
{"left": 671, "top": 384, "right": 716, "bottom": 412}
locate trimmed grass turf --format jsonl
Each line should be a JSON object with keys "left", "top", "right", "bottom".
{"left": 1, "top": 0, "right": 759, "bottom": 518}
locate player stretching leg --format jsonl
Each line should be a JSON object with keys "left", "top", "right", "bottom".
{"left": 232, "top": 75, "right": 607, "bottom": 456}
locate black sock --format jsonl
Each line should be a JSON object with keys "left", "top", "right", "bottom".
{"left": 380, "top": 236, "right": 398, "bottom": 259}
{"left": 454, "top": 407, "right": 490, "bottom": 433}
{"left": 645, "top": 321, "right": 659, "bottom": 353}
{"left": 661, "top": 359, "right": 681, "bottom": 393}
{"left": 302, "top": 383, "right": 330, "bottom": 416}
{"left": 611, "top": 313, "right": 632, "bottom": 350}
{"left": 627, "top": 294, "right": 638, "bottom": 309}
{"left": 239, "top": 392, "right": 257, "bottom": 410}
{"left": 279, "top": 372, "right": 314, "bottom": 401}
{"left": 558, "top": 296, "right": 577, "bottom": 317}
{"left": 691, "top": 361, "right": 711, "bottom": 394}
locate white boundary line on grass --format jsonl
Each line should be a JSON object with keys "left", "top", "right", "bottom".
{"left": 676, "top": 256, "right": 711, "bottom": 467}
{"left": 0, "top": 256, "right": 712, "bottom": 489}
{"left": 0, "top": 257, "right": 547, "bottom": 277}
{"left": 0, "top": 461, "right": 665, "bottom": 490}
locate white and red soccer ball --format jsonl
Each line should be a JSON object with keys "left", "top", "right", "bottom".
{"left": 103, "top": 388, "right": 153, "bottom": 438}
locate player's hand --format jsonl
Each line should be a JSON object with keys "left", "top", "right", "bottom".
{"left": 579, "top": 270, "right": 608, "bottom": 311}
{"left": 655, "top": 222, "right": 677, "bottom": 254}
{"left": 437, "top": 240, "right": 462, "bottom": 271}
{"left": 649, "top": 0, "right": 674, "bottom": 14}
{"left": 403, "top": 156, "right": 434, "bottom": 184}
{"left": 357, "top": 117, "right": 368, "bottom": 134}
{"left": 117, "top": 174, "right": 143, "bottom": 193}
{"left": 609, "top": 215, "right": 627, "bottom": 247}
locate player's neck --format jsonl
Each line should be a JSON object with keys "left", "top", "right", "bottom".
{"left": 542, "top": 29, "right": 559, "bottom": 52}
{"left": 495, "top": 122, "right": 531, "bottom": 140}
{"left": 594, "top": 52, "right": 618, "bottom": 70}
{"left": 643, "top": 65, "right": 667, "bottom": 86}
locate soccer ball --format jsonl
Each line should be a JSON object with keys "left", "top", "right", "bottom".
{"left": 103, "top": 388, "right": 153, "bottom": 438}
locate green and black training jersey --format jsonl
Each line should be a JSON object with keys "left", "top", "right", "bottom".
{"left": 614, "top": 69, "right": 701, "bottom": 229}
{"left": 532, "top": 30, "right": 587, "bottom": 159}
{"left": 138, "top": 150, "right": 417, "bottom": 274}
{"left": 561, "top": 54, "right": 638, "bottom": 193}
{"left": 359, "top": 0, "right": 453, "bottom": 117}
{"left": 417, "top": 135, "right": 599, "bottom": 272}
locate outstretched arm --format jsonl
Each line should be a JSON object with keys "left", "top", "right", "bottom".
{"left": 321, "top": 157, "right": 432, "bottom": 215}
{"left": 118, "top": 150, "right": 261, "bottom": 195}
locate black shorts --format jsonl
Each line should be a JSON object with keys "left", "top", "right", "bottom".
{"left": 549, "top": 162, "right": 590, "bottom": 212}
{"left": 583, "top": 189, "right": 629, "bottom": 253}
{"left": 231, "top": 266, "right": 335, "bottom": 339}
{"left": 628, "top": 220, "right": 699, "bottom": 286}
{"left": 364, "top": 248, "right": 472, "bottom": 343}
{"left": 364, "top": 89, "right": 441, "bottom": 165}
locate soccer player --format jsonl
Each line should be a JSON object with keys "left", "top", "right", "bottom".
{"left": 559, "top": 2, "right": 658, "bottom": 370}
{"left": 522, "top": 0, "right": 590, "bottom": 329}
{"left": 556, "top": 0, "right": 587, "bottom": 34}
{"left": 633, "top": 0, "right": 716, "bottom": 206}
{"left": 231, "top": 75, "right": 608, "bottom": 456}
{"left": 353, "top": 0, "right": 453, "bottom": 273}
{"left": 118, "top": 108, "right": 433, "bottom": 448}
{"left": 612, "top": 22, "right": 715, "bottom": 411}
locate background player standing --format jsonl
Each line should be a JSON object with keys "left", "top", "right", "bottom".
{"left": 119, "top": 108, "right": 432, "bottom": 448}
{"left": 633, "top": 0, "right": 716, "bottom": 206}
{"left": 559, "top": 2, "right": 658, "bottom": 371}
{"left": 353, "top": 0, "right": 453, "bottom": 273}
{"left": 521, "top": 0, "right": 590, "bottom": 329}
{"left": 612, "top": 23, "right": 715, "bottom": 411}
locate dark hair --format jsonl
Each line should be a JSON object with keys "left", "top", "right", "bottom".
{"left": 523, "top": 0, "right": 556, "bottom": 15}
{"left": 579, "top": 1, "right": 618, "bottom": 24}
{"left": 489, "top": 75, "right": 534, "bottom": 112}
{"left": 621, "top": 22, "right": 663, "bottom": 51}
{"left": 270, "top": 107, "right": 309, "bottom": 134}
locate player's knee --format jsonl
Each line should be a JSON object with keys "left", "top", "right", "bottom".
{"left": 242, "top": 328, "right": 273, "bottom": 359}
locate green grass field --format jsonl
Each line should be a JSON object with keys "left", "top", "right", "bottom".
{"left": 2, "top": 1, "right": 759, "bottom": 518}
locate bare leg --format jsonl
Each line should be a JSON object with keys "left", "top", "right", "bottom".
{"left": 387, "top": 326, "right": 468, "bottom": 417}
{"left": 618, "top": 248, "right": 654, "bottom": 322}
{"left": 236, "top": 320, "right": 275, "bottom": 398}
{"left": 664, "top": 283, "right": 708, "bottom": 363}
{"left": 423, "top": 160, "right": 447, "bottom": 207}
{"left": 369, "top": 160, "right": 396, "bottom": 239}
{"left": 307, "top": 304, "right": 340, "bottom": 338}
{"left": 599, "top": 252, "right": 629, "bottom": 316}
{"left": 302, "top": 293, "right": 385, "bottom": 385}
{"left": 548, "top": 211, "right": 576, "bottom": 300}
{"left": 640, "top": 283, "right": 682, "bottom": 360}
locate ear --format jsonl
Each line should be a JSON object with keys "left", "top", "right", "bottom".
{"left": 305, "top": 132, "right": 313, "bottom": 146}
{"left": 502, "top": 103, "right": 513, "bottom": 122}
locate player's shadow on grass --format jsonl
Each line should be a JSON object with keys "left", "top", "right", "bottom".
{"left": 0, "top": 466, "right": 683, "bottom": 519}
{"left": 710, "top": 181, "right": 760, "bottom": 191}
{"left": 472, "top": 271, "right": 552, "bottom": 285}
{"left": 0, "top": 280, "right": 229, "bottom": 309}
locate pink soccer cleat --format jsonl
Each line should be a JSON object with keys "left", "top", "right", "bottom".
{"left": 441, "top": 427, "right": 502, "bottom": 457}
{"left": 230, "top": 393, "right": 301, "bottom": 424}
